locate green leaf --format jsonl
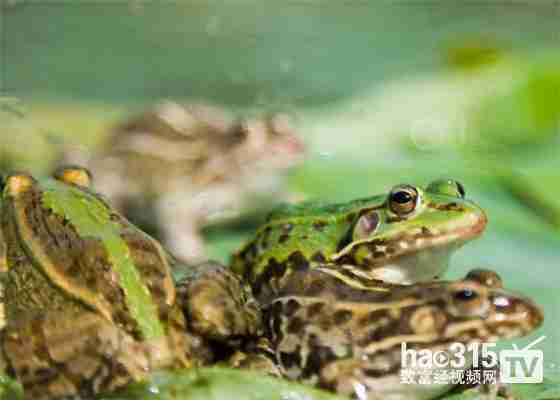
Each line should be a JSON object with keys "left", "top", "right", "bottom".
{"left": 441, "top": 379, "right": 560, "bottom": 400}
{"left": 100, "top": 368, "right": 347, "bottom": 400}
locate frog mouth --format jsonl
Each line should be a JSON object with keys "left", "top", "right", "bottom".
{"left": 331, "top": 211, "right": 487, "bottom": 284}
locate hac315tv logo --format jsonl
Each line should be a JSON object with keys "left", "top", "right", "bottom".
{"left": 500, "top": 336, "right": 545, "bottom": 384}
{"left": 400, "top": 336, "right": 546, "bottom": 385}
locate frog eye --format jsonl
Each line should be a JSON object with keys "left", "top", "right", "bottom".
{"left": 388, "top": 185, "right": 419, "bottom": 216}
{"left": 426, "top": 179, "right": 465, "bottom": 199}
{"left": 465, "top": 269, "right": 503, "bottom": 289}
{"left": 449, "top": 284, "right": 487, "bottom": 317}
{"left": 453, "top": 289, "right": 478, "bottom": 302}
{"left": 3, "top": 173, "right": 35, "bottom": 196}
{"left": 53, "top": 165, "right": 92, "bottom": 188}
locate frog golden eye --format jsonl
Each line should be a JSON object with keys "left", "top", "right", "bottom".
{"left": 465, "top": 269, "right": 503, "bottom": 289}
{"left": 3, "top": 173, "right": 34, "bottom": 196}
{"left": 388, "top": 185, "right": 418, "bottom": 216}
{"left": 426, "top": 179, "right": 465, "bottom": 199}
{"left": 53, "top": 166, "right": 92, "bottom": 188}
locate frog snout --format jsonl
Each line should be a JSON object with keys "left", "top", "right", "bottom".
{"left": 469, "top": 206, "right": 488, "bottom": 236}
{"left": 492, "top": 293, "right": 544, "bottom": 333}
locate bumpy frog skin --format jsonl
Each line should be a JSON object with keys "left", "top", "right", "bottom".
{"left": 0, "top": 168, "right": 540, "bottom": 400}
{"left": 0, "top": 167, "right": 260, "bottom": 400}
{"left": 260, "top": 269, "right": 543, "bottom": 400}
{"left": 233, "top": 180, "right": 487, "bottom": 298}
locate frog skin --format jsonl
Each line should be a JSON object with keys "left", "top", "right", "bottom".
{"left": 259, "top": 269, "right": 543, "bottom": 400}
{"left": 60, "top": 101, "right": 305, "bottom": 264}
{"left": 0, "top": 166, "right": 261, "bottom": 400}
{"left": 232, "top": 179, "right": 487, "bottom": 299}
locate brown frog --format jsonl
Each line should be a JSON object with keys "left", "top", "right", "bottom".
{"left": 0, "top": 166, "right": 261, "bottom": 399}
{"left": 239, "top": 268, "right": 543, "bottom": 400}
{"left": 60, "top": 101, "right": 305, "bottom": 263}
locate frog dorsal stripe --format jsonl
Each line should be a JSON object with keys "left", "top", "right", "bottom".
{"left": 31, "top": 179, "right": 165, "bottom": 340}
{"left": 315, "top": 266, "right": 389, "bottom": 292}
{"left": 9, "top": 196, "right": 114, "bottom": 324}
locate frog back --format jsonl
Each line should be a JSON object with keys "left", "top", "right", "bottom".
{"left": 1, "top": 173, "right": 175, "bottom": 340}
{"left": 264, "top": 196, "right": 381, "bottom": 221}
{"left": 232, "top": 196, "right": 384, "bottom": 296}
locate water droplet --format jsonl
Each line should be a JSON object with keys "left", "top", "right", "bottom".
{"left": 147, "top": 384, "right": 160, "bottom": 394}
{"left": 318, "top": 151, "right": 334, "bottom": 159}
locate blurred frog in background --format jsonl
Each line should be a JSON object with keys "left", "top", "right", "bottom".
{"left": 60, "top": 100, "right": 305, "bottom": 263}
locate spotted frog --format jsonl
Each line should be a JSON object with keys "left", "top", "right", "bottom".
{"left": 60, "top": 101, "right": 305, "bottom": 263}
{"left": 0, "top": 167, "right": 261, "bottom": 399}
{"left": 260, "top": 268, "right": 543, "bottom": 400}
{"left": 233, "top": 180, "right": 487, "bottom": 299}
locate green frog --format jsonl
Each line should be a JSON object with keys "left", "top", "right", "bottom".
{"left": 259, "top": 268, "right": 543, "bottom": 400}
{"left": 0, "top": 166, "right": 261, "bottom": 399}
{"left": 232, "top": 179, "right": 487, "bottom": 299}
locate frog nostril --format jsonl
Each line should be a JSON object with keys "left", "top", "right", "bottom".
{"left": 456, "top": 181, "right": 466, "bottom": 198}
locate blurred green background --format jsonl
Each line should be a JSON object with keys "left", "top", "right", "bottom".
{"left": 1, "top": 1, "right": 560, "bottom": 399}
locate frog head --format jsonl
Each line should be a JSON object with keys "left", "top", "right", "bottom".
{"left": 268, "top": 268, "right": 543, "bottom": 400}
{"left": 333, "top": 179, "right": 487, "bottom": 284}
{"left": 404, "top": 278, "right": 544, "bottom": 342}
{"left": 315, "top": 272, "right": 543, "bottom": 400}
{"left": 233, "top": 113, "right": 305, "bottom": 171}
{"left": 329, "top": 270, "right": 543, "bottom": 373}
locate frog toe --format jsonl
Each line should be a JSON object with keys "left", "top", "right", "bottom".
{"left": 177, "top": 262, "right": 263, "bottom": 342}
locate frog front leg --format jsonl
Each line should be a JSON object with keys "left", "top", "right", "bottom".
{"left": 176, "top": 262, "right": 262, "bottom": 346}
{"left": 228, "top": 337, "right": 283, "bottom": 378}
{"left": 0, "top": 312, "right": 159, "bottom": 400}
{"left": 317, "top": 357, "right": 514, "bottom": 400}
{"left": 318, "top": 356, "right": 461, "bottom": 400}
{"left": 461, "top": 357, "right": 515, "bottom": 400}
{"left": 154, "top": 190, "right": 208, "bottom": 264}
{"left": 469, "top": 376, "right": 514, "bottom": 400}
